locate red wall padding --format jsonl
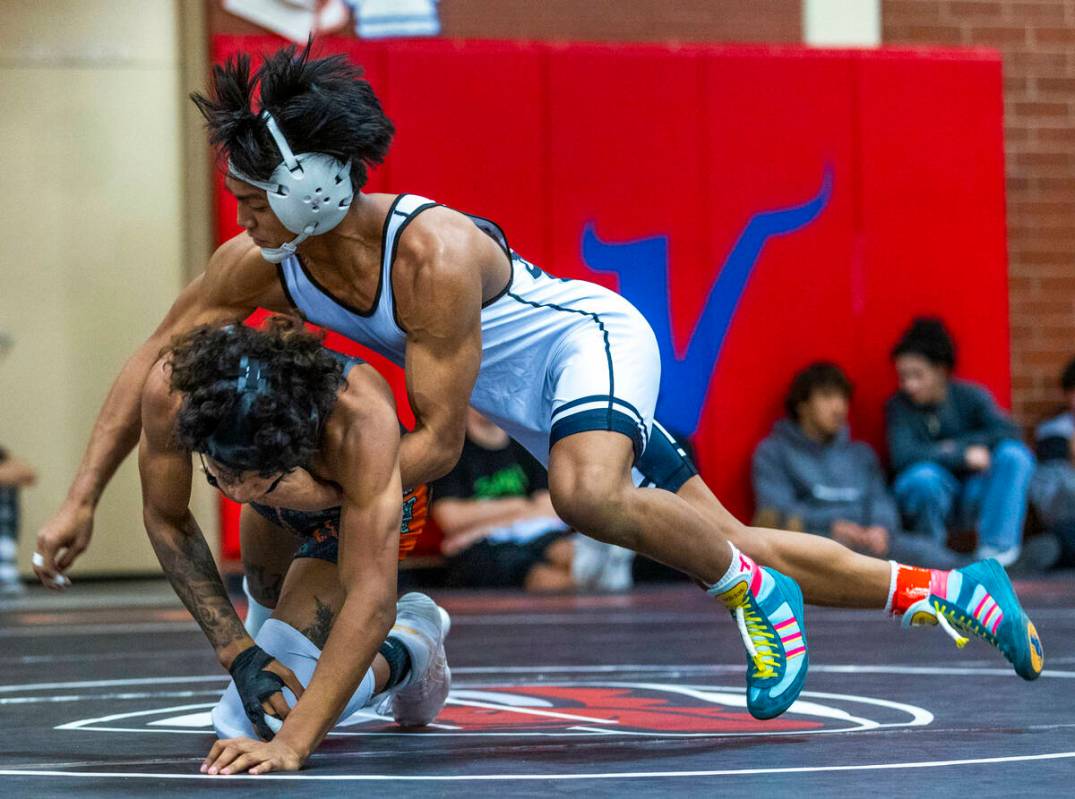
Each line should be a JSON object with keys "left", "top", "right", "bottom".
{"left": 210, "top": 37, "right": 1008, "bottom": 559}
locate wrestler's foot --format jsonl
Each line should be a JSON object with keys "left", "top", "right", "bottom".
{"left": 377, "top": 593, "right": 452, "bottom": 726}
{"left": 903, "top": 559, "right": 1044, "bottom": 681}
{"left": 710, "top": 555, "right": 808, "bottom": 720}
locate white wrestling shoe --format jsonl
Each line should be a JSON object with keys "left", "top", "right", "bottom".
{"left": 376, "top": 592, "right": 451, "bottom": 727}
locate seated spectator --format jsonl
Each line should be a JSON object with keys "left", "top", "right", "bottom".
{"left": 752, "top": 361, "right": 960, "bottom": 567}
{"left": 1, "top": 331, "right": 36, "bottom": 596}
{"left": 0, "top": 450, "right": 36, "bottom": 595}
{"left": 431, "top": 409, "right": 633, "bottom": 593}
{"left": 1029, "top": 356, "right": 1075, "bottom": 567}
{"left": 887, "top": 317, "right": 1034, "bottom": 567}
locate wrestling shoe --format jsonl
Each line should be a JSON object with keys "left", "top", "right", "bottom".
{"left": 377, "top": 592, "right": 452, "bottom": 726}
{"left": 709, "top": 557, "right": 808, "bottom": 720}
{"left": 902, "top": 558, "right": 1044, "bottom": 681}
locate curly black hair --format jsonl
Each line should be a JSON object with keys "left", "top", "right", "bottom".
{"left": 190, "top": 40, "right": 394, "bottom": 190}
{"left": 784, "top": 361, "right": 853, "bottom": 421}
{"left": 166, "top": 318, "right": 344, "bottom": 476}
{"left": 890, "top": 316, "right": 957, "bottom": 371}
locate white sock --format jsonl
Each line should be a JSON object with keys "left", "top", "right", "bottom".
{"left": 242, "top": 576, "right": 274, "bottom": 638}
{"left": 210, "top": 618, "right": 376, "bottom": 740}
{"left": 707, "top": 541, "right": 755, "bottom": 594}
{"left": 883, "top": 560, "right": 899, "bottom": 615}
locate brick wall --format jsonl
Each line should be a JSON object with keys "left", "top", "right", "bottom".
{"left": 885, "top": 0, "right": 1075, "bottom": 428}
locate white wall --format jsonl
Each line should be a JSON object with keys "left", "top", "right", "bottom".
{"left": 0, "top": 0, "right": 216, "bottom": 576}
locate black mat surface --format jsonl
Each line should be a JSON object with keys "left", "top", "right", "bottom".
{"left": 1, "top": 578, "right": 1073, "bottom": 798}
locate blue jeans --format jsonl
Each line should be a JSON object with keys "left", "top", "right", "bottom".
{"left": 893, "top": 439, "right": 1035, "bottom": 551}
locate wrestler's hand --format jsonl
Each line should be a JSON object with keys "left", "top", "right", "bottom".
{"left": 33, "top": 501, "right": 94, "bottom": 590}
{"left": 228, "top": 644, "right": 305, "bottom": 740}
{"left": 202, "top": 736, "right": 305, "bottom": 775}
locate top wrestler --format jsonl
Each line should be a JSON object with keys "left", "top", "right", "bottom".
{"left": 34, "top": 42, "right": 1043, "bottom": 744}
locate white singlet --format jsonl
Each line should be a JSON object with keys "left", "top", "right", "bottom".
{"left": 278, "top": 193, "right": 695, "bottom": 491}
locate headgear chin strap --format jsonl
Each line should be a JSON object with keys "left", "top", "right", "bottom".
{"left": 228, "top": 110, "right": 354, "bottom": 264}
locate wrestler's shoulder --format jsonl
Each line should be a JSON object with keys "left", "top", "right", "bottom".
{"left": 203, "top": 234, "right": 280, "bottom": 302}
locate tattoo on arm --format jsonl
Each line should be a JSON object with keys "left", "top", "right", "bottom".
{"left": 301, "top": 596, "right": 336, "bottom": 649}
{"left": 148, "top": 513, "right": 247, "bottom": 654}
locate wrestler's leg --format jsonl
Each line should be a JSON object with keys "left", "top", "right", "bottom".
{"left": 549, "top": 431, "right": 809, "bottom": 719}
{"left": 239, "top": 506, "right": 299, "bottom": 636}
{"left": 549, "top": 433, "right": 732, "bottom": 583}
{"left": 676, "top": 475, "right": 891, "bottom": 608}
{"left": 240, "top": 506, "right": 299, "bottom": 609}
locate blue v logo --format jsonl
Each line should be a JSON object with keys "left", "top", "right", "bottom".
{"left": 582, "top": 167, "right": 833, "bottom": 435}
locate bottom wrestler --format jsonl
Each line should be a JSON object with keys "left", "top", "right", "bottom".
{"left": 138, "top": 318, "right": 447, "bottom": 775}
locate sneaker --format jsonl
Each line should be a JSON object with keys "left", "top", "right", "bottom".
{"left": 902, "top": 559, "right": 1044, "bottom": 681}
{"left": 377, "top": 593, "right": 451, "bottom": 727}
{"left": 593, "top": 544, "right": 635, "bottom": 593}
{"left": 711, "top": 565, "right": 808, "bottom": 720}
{"left": 570, "top": 534, "right": 608, "bottom": 590}
{"left": 975, "top": 544, "right": 1021, "bottom": 568}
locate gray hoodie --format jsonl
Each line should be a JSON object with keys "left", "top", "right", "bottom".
{"left": 752, "top": 419, "right": 901, "bottom": 536}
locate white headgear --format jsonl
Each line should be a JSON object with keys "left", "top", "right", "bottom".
{"left": 228, "top": 110, "right": 354, "bottom": 263}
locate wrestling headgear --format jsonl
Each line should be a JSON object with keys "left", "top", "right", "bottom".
{"left": 228, "top": 110, "right": 354, "bottom": 263}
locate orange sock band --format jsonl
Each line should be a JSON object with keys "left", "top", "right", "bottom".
{"left": 886, "top": 562, "right": 936, "bottom": 616}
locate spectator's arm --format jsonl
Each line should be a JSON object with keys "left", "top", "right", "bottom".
{"left": 431, "top": 496, "right": 532, "bottom": 540}
{"left": 0, "top": 455, "right": 36, "bottom": 488}
{"left": 528, "top": 489, "right": 557, "bottom": 518}
{"left": 886, "top": 398, "right": 964, "bottom": 472}
{"left": 751, "top": 440, "right": 838, "bottom": 532}
{"left": 958, "top": 385, "right": 1019, "bottom": 449}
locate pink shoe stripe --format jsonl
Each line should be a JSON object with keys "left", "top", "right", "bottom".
{"left": 973, "top": 594, "right": 990, "bottom": 619}
{"left": 774, "top": 618, "right": 796, "bottom": 631}
{"left": 991, "top": 613, "right": 1003, "bottom": 635}
{"left": 982, "top": 603, "right": 998, "bottom": 628}
{"left": 781, "top": 633, "right": 802, "bottom": 646}
{"left": 749, "top": 567, "right": 763, "bottom": 596}
{"left": 785, "top": 646, "right": 806, "bottom": 659}
{"left": 930, "top": 569, "right": 950, "bottom": 598}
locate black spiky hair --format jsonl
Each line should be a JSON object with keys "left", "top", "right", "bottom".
{"left": 190, "top": 41, "right": 394, "bottom": 190}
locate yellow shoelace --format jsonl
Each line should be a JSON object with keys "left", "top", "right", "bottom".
{"left": 931, "top": 600, "right": 999, "bottom": 649}
{"left": 734, "top": 604, "right": 779, "bottom": 679}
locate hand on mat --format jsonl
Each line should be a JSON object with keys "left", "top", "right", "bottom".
{"left": 33, "top": 501, "right": 94, "bottom": 590}
{"left": 228, "top": 644, "right": 305, "bottom": 739}
{"left": 202, "top": 736, "right": 304, "bottom": 775}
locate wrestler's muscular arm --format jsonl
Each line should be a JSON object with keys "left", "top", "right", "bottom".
{"left": 393, "top": 211, "right": 488, "bottom": 487}
{"left": 208, "top": 370, "right": 405, "bottom": 775}
{"left": 138, "top": 362, "right": 303, "bottom": 717}
{"left": 33, "top": 238, "right": 278, "bottom": 587}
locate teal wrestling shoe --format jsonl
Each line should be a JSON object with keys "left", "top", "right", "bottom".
{"left": 903, "top": 558, "right": 1044, "bottom": 681}
{"left": 710, "top": 557, "right": 808, "bottom": 720}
